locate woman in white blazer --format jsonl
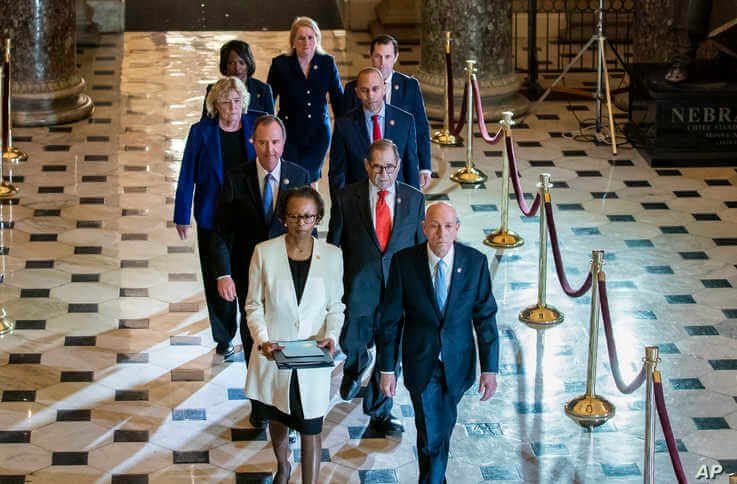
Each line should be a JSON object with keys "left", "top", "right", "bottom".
{"left": 245, "top": 186, "right": 344, "bottom": 484}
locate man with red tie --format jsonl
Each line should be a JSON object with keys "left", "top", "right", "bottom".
{"left": 329, "top": 67, "right": 420, "bottom": 195}
{"left": 328, "top": 139, "right": 425, "bottom": 435}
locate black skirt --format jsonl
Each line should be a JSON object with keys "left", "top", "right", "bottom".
{"left": 251, "top": 369, "right": 324, "bottom": 435}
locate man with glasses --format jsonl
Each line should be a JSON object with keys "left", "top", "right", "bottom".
{"left": 329, "top": 67, "right": 419, "bottom": 195}
{"left": 328, "top": 139, "right": 425, "bottom": 435}
{"left": 211, "top": 114, "right": 309, "bottom": 430}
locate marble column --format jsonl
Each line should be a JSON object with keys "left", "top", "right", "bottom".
{"left": 0, "top": 0, "right": 93, "bottom": 126}
{"left": 416, "top": 0, "right": 528, "bottom": 120}
{"left": 631, "top": 0, "right": 685, "bottom": 63}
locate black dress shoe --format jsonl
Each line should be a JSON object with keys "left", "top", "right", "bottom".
{"left": 340, "top": 377, "right": 361, "bottom": 402}
{"left": 215, "top": 342, "right": 235, "bottom": 357}
{"left": 369, "top": 414, "right": 404, "bottom": 435}
{"left": 249, "top": 414, "right": 267, "bottom": 430}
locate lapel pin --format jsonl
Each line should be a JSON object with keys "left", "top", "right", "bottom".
{"left": 313, "top": 65, "right": 318, "bottom": 70}
{"left": 394, "top": 84, "right": 399, "bottom": 90}
{"left": 283, "top": 178, "right": 290, "bottom": 185}
{"left": 389, "top": 119, "right": 395, "bottom": 126}
{"left": 257, "top": 93, "right": 261, "bottom": 98}
{"left": 457, "top": 267, "right": 462, "bottom": 273}
{"left": 397, "top": 197, "right": 402, "bottom": 204}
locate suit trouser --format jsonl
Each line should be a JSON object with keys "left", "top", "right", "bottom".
{"left": 409, "top": 362, "right": 459, "bottom": 484}
{"left": 340, "top": 315, "right": 395, "bottom": 418}
{"left": 236, "top": 284, "right": 254, "bottom": 365}
{"left": 197, "top": 228, "right": 238, "bottom": 346}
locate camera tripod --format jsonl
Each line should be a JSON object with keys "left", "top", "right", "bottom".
{"left": 523, "top": 0, "right": 631, "bottom": 155}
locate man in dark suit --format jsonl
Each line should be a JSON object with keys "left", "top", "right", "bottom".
{"left": 329, "top": 67, "right": 419, "bottom": 193}
{"left": 342, "top": 35, "right": 432, "bottom": 189}
{"left": 212, "top": 114, "right": 309, "bottom": 426}
{"left": 378, "top": 202, "right": 499, "bottom": 484}
{"left": 327, "top": 139, "right": 425, "bottom": 435}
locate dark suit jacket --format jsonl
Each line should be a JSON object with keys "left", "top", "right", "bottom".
{"left": 329, "top": 105, "right": 419, "bottom": 192}
{"left": 201, "top": 77, "right": 275, "bottom": 119}
{"left": 267, "top": 52, "right": 344, "bottom": 147}
{"left": 327, "top": 180, "right": 425, "bottom": 318}
{"left": 211, "top": 160, "right": 310, "bottom": 292}
{"left": 343, "top": 71, "right": 432, "bottom": 172}
{"left": 173, "top": 113, "right": 259, "bottom": 230}
{"left": 377, "top": 242, "right": 499, "bottom": 398}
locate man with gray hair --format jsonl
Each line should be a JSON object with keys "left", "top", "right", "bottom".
{"left": 328, "top": 139, "right": 425, "bottom": 435}
{"left": 377, "top": 201, "right": 499, "bottom": 483}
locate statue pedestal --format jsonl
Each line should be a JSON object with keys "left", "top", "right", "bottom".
{"left": 629, "top": 63, "right": 737, "bottom": 166}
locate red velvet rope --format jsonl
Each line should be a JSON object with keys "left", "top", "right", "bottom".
{"left": 443, "top": 51, "right": 466, "bottom": 137}
{"left": 654, "top": 378, "right": 688, "bottom": 484}
{"left": 471, "top": 78, "right": 504, "bottom": 144}
{"left": 505, "top": 136, "right": 541, "bottom": 217}
{"left": 543, "top": 201, "right": 593, "bottom": 297}
{"left": 598, "top": 279, "right": 646, "bottom": 394}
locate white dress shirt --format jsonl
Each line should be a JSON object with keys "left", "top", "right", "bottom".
{"left": 368, "top": 182, "right": 395, "bottom": 230}
{"left": 384, "top": 71, "right": 393, "bottom": 105}
{"left": 256, "top": 158, "right": 281, "bottom": 211}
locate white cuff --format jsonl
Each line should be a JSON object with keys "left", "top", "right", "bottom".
{"left": 216, "top": 275, "right": 231, "bottom": 280}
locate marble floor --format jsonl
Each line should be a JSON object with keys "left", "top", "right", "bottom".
{"left": 0, "top": 30, "right": 736, "bottom": 483}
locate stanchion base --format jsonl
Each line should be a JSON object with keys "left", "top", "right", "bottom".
{"left": 564, "top": 394, "right": 615, "bottom": 429}
{"left": 484, "top": 228, "right": 524, "bottom": 249}
{"left": 450, "top": 166, "right": 487, "bottom": 186}
{"left": 0, "top": 309, "right": 14, "bottom": 337}
{"left": 0, "top": 182, "right": 19, "bottom": 199}
{"left": 3, "top": 147, "right": 29, "bottom": 163}
{"left": 432, "top": 130, "right": 463, "bottom": 147}
{"left": 519, "top": 304, "right": 564, "bottom": 329}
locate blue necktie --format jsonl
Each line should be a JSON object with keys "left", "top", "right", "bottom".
{"left": 435, "top": 259, "right": 447, "bottom": 312}
{"left": 263, "top": 174, "right": 274, "bottom": 224}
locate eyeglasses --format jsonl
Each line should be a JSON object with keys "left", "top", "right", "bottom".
{"left": 217, "top": 98, "right": 242, "bottom": 106}
{"left": 286, "top": 213, "right": 318, "bottom": 223}
{"left": 369, "top": 163, "right": 397, "bottom": 174}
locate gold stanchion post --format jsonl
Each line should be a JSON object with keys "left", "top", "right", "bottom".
{"left": 519, "top": 173, "right": 563, "bottom": 329}
{"left": 643, "top": 345, "right": 660, "bottom": 484}
{"left": 564, "top": 249, "right": 615, "bottom": 428}
{"left": 0, "top": 63, "right": 19, "bottom": 198}
{"left": 450, "top": 60, "right": 486, "bottom": 186}
{"left": 483, "top": 111, "right": 523, "bottom": 248}
{"left": 729, "top": 473, "right": 737, "bottom": 484}
{"left": 432, "top": 31, "right": 461, "bottom": 147}
{"left": 2, "top": 38, "right": 27, "bottom": 164}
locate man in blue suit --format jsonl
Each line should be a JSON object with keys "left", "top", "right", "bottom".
{"left": 342, "top": 35, "right": 432, "bottom": 189}
{"left": 329, "top": 67, "right": 419, "bottom": 193}
{"left": 327, "top": 139, "right": 425, "bottom": 435}
{"left": 378, "top": 202, "right": 499, "bottom": 484}
{"left": 211, "top": 115, "right": 309, "bottom": 427}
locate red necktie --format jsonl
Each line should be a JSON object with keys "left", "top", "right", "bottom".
{"left": 372, "top": 114, "right": 382, "bottom": 142}
{"left": 375, "top": 189, "right": 391, "bottom": 251}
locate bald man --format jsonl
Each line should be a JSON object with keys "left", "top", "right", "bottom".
{"left": 377, "top": 202, "right": 499, "bottom": 484}
{"left": 328, "top": 67, "right": 419, "bottom": 194}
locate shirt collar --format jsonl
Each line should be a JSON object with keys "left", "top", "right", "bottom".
{"left": 256, "top": 158, "right": 282, "bottom": 181}
{"left": 369, "top": 181, "right": 395, "bottom": 197}
{"left": 427, "top": 243, "right": 454, "bottom": 268}
{"left": 364, "top": 103, "right": 386, "bottom": 121}
{"left": 385, "top": 71, "right": 393, "bottom": 86}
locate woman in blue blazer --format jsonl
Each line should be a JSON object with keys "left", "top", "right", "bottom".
{"left": 175, "top": 77, "right": 259, "bottom": 359}
{"left": 267, "top": 17, "right": 344, "bottom": 183}
{"left": 201, "top": 40, "right": 274, "bottom": 118}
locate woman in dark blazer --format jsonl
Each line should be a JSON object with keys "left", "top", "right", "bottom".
{"left": 267, "top": 16, "right": 344, "bottom": 183}
{"left": 175, "top": 77, "right": 259, "bottom": 359}
{"left": 201, "top": 40, "right": 274, "bottom": 118}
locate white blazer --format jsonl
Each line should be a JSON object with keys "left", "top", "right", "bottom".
{"left": 244, "top": 235, "right": 345, "bottom": 419}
